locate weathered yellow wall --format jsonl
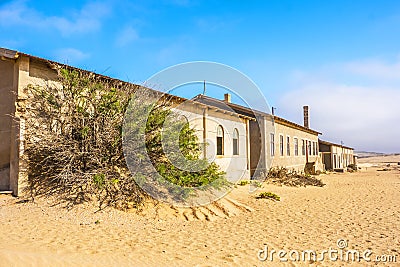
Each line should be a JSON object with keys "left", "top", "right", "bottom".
{"left": 269, "top": 121, "right": 320, "bottom": 172}
{"left": 9, "top": 55, "right": 60, "bottom": 195}
{"left": 0, "top": 59, "right": 15, "bottom": 190}
{"left": 331, "top": 145, "right": 354, "bottom": 169}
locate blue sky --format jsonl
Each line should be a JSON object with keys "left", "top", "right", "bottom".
{"left": 1, "top": 0, "right": 400, "bottom": 153}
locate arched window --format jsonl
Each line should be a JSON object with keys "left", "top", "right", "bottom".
{"left": 179, "top": 115, "right": 189, "bottom": 124}
{"left": 233, "top": 128, "right": 239, "bottom": 155}
{"left": 216, "top": 125, "right": 224, "bottom": 155}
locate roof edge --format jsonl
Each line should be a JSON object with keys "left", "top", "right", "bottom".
{"left": 6, "top": 48, "right": 254, "bottom": 122}
{"left": 318, "top": 139, "right": 354, "bottom": 150}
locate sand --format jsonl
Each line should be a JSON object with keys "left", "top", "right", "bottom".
{"left": 0, "top": 159, "right": 399, "bottom": 266}
{"left": 357, "top": 155, "right": 400, "bottom": 165}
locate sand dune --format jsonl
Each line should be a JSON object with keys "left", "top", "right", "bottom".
{"left": 357, "top": 154, "right": 400, "bottom": 164}
{"left": 0, "top": 164, "right": 399, "bottom": 266}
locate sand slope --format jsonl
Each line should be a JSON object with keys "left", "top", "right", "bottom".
{"left": 0, "top": 166, "right": 399, "bottom": 266}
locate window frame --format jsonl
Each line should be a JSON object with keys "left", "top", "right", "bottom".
{"left": 216, "top": 125, "right": 224, "bottom": 156}
{"left": 270, "top": 133, "right": 275, "bottom": 156}
{"left": 232, "top": 128, "right": 239, "bottom": 155}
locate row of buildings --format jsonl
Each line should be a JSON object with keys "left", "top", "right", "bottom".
{"left": 0, "top": 48, "right": 355, "bottom": 195}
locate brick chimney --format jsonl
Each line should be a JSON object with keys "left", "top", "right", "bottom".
{"left": 224, "top": 93, "right": 231, "bottom": 103}
{"left": 303, "top": 106, "right": 309, "bottom": 128}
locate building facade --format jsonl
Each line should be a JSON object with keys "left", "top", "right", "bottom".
{"left": 270, "top": 117, "right": 323, "bottom": 173}
{"left": 170, "top": 99, "right": 253, "bottom": 182}
{"left": 193, "top": 95, "right": 325, "bottom": 174}
{"left": 319, "top": 140, "right": 355, "bottom": 171}
{"left": 0, "top": 48, "right": 254, "bottom": 195}
{"left": 0, "top": 48, "right": 355, "bottom": 196}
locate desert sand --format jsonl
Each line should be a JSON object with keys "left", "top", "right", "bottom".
{"left": 0, "top": 158, "right": 399, "bottom": 266}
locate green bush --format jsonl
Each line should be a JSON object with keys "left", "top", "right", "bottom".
{"left": 143, "top": 104, "right": 228, "bottom": 199}
{"left": 256, "top": 192, "right": 280, "bottom": 201}
{"left": 238, "top": 180, "right": 249, "bottom": 186}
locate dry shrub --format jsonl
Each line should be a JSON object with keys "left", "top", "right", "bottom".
{"left": 24, "top": 67, "right": 227, "bottom": 209}
{"left": 25, "top": 68, "right": 144, "bottom": 209}
{"left": 266, "top": 167, "right": 325, "bottom": 187}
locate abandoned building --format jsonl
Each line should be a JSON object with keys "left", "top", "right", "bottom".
{"left": 0, "top": 48, "right": 355, "bottom": 196}
{"left": 319, "top": 140, "right": 355, "bottom": 171}
{"left": 193, "top": 95, "right": 325, "bottom": 175}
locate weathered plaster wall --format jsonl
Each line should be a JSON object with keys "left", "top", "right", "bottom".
{"left": 249, "top": 120, "right": 262, "bottom": 177}
{"left": 269, "top": 121, "right": 320, "bottom": 172}
{"left": 0, "top": 59, "right": 14, "bottom": 190}
{"left": 10, "top": 55, "right": 60, "bottom": 195}
{"left": 173, "top": 103, "right": 250, "bottom": 182}
{"left": 319, "top": 141, "right": 354, "bottom": 170}
{"left": 205, "top": 109, "right": 249, "bottom": 182}
{"left": 331, "top": 145, "right": 354, "bottom": 169}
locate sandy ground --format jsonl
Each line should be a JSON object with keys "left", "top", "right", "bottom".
{"left": 1, "top": 159, "right": 399, "bottom": 266}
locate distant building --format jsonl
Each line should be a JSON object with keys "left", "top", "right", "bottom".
{"left": 319, "top": 140, "right": 355, "bottom": 171}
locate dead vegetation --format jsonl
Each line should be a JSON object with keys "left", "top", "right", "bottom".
{"left": 266, "top": 167, "right": 325, "bottom": 187}
{"left": 24, "top": 68, "right": 144, "bottom": 209}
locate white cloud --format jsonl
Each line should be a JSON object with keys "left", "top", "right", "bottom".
{"left": 0, "top": 0, "right": 110, "bottom": 36}
{"left": 344, "top": 57, "right": 400, "bottom": 80}
{"left": 278, "top": 58, "right": 400, "bottom": 153}
{"left": 115, "top": 26, "right": 139, "bottom": 47}
{"left": 0, "top": 0, "right": 37, "bottom": 25}
{"left": 53, "top": 48, "right": 90, "bottom": 63}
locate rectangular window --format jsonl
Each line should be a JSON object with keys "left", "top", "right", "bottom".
{"left": 233, "top": 139, "right": 238, "bottom": 155}
{"left": 313, "top": 142, "right": 317, "bottom": 155}
{"left": 286, "top": 136, "right": 290, "bottom": 156}
{"left": 311, "top": 142, "right": 314, "bottom": 155}
{"left": 333, "top": 154, "right": 337, "bottom": 168}
{"left": 270, "top": 133, "right": 275, "bottom": 156}
{"left": 302, "top": 139, "right": 305, "bottom": 155}
{"left": 233, "top": 129, "right": 239, "bottom": 155}
{"left": 294, "top": 138, "right": 299, "bottom": 156}
{"left": 280, "top": 135, "right": 284, "bottom": 156}
{"left": 308, "top": 140, "right": 312, "bottom": 155}
{"left": 217, "top": 137, "right": 223, "bottom": 155}
{"left": 217, "top": 125, "right": 224, "bottom": 155}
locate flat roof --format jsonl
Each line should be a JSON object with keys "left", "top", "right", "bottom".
{"left": 318, "top": 139, "right": 354, "bottom": 150}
